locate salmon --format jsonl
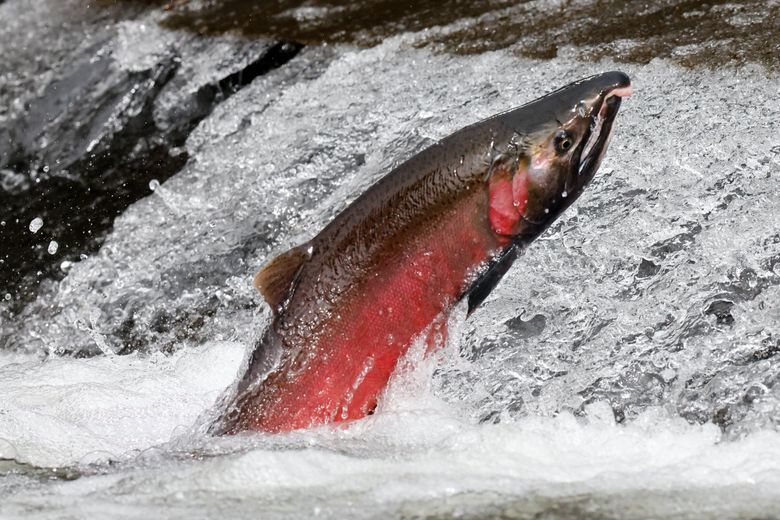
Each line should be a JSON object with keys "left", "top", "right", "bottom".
{"left": 217, "top": 71, "right": 632, "bottom": 434}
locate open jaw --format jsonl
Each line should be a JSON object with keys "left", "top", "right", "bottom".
{"left": 578, "top": 83, "right": 633, "bottom": 178}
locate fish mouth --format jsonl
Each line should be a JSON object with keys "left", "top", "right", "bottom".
{"left": 577, "top": 83, "right": 632, "bottom": 179}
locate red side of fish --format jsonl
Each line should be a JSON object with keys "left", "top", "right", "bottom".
{"left": 234, "top": 187, "right": 509, "bottom": 432}
{"left": 218, "top": 71, "right": 631, "bottom": 435}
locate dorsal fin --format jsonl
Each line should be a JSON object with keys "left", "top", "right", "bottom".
{"left": 253, "top": 244, "right": 310, "bottom": 313}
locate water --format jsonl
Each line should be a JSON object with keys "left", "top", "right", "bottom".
{"left": 1, "top": 1, "right": 779, "bottom": 518}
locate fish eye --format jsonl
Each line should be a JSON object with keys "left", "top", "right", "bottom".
{"left": 554, "top": 130, "right": 573, "bottom": 154}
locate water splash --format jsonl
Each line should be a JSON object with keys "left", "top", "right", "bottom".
{"left": 0, "top": 6, "right": 779, "bottom": 517}
{"left": 28, "top": 218, "right": 43, "bottom": 234}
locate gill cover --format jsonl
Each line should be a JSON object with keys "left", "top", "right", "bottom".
{"left": 486, "top": 71, "right": 631, "bottom": 239}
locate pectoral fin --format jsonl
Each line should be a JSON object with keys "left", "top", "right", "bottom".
{"left": 466, "top": 245, "right": 518, "bottom": 315}
{"left": 253, "top": 244, "right": 310, "bottom": 313}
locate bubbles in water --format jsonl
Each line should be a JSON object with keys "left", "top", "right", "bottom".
{"left": 28, "top": 217, "right": 43, "bottom": 233}
{"left": 149, "top": 179, "right": 160, "bottom": 191}
{"left": 47, "top": 241, "right": 58, "bottom": 255}
{"left": 0, "top": 169, "right": 29, "bottom": 194}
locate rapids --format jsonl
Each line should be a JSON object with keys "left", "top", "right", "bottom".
{"left": 1, "top": 0, "right": 779, "bottom": 518}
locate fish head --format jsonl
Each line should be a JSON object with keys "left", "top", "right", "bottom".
{"left": 495, "top": 71, "right": 632, "bottom": 238}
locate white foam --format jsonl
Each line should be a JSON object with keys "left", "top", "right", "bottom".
{"left": 1, "top": 5, "right": 780, "bottom": 518}
{"left": 3, "top": 372, "right": 780, "bottom": 518}
{"left": 0, "top": 342, "right": 244, "bottom": 467}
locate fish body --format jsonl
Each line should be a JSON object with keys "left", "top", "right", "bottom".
{"left": 219, "top": 71, "right": 632, "bottom": 434}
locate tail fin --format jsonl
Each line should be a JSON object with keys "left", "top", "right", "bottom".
{"left": 210, "top": 328, "right": 281, "bottom": 435}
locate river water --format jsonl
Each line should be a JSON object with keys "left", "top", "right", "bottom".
{"left": 1, "top": 1, "right": 779, "bottom": 518}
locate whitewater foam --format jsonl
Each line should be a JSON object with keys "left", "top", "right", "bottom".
{"left": 1, "top": 3, "right": 779, "bottom": 517}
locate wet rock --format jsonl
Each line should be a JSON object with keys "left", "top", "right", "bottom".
{"left": 0, "top": 6, "right": 302, "bottom": 305}
{"left": 156, "top": 0, "right": 780, "bottom": 69}
{"left": 158, "top": 0, "right": 519, "bottom": 47}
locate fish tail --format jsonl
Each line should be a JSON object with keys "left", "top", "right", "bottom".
{"left": 211, "top": 328, "right": 279, "bottom": 435}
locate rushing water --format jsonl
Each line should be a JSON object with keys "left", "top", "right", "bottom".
{"left": 1, "top": 1, "right": 779, "bottom": 518}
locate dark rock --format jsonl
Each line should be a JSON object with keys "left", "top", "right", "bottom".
{"left": 152, "top": 0, "right": 780, "bottom": 69}
{"left": 0, "top": 29, "right": 302, "bottom": 306}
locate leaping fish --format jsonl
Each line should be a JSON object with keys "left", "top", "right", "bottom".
{"left": 217, "top": 71, "right": 632, "bottom": 434}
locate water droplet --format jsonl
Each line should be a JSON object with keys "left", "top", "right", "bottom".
{"left": 47, "top": 241, "right": 58, "bottom": 255}
{"left": 544, "top": 208, "right": 550, "bottom": 214}
{"left": 562, "top": 190, "right": 568, "bottom": 198}
{"left": 29, "top": 217, "right": 43, "bottom": 233}
{"left": 4, "top": 293, "right": 11, "bottom": 301}
{"left": 60, "top": 260, "right": 73, "bottom": 272}
{"left": 79, "top": 254, "right": 88, "bottom": 261}
{"left": 149, "top": 179, "right": 160, "bottom": 191}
